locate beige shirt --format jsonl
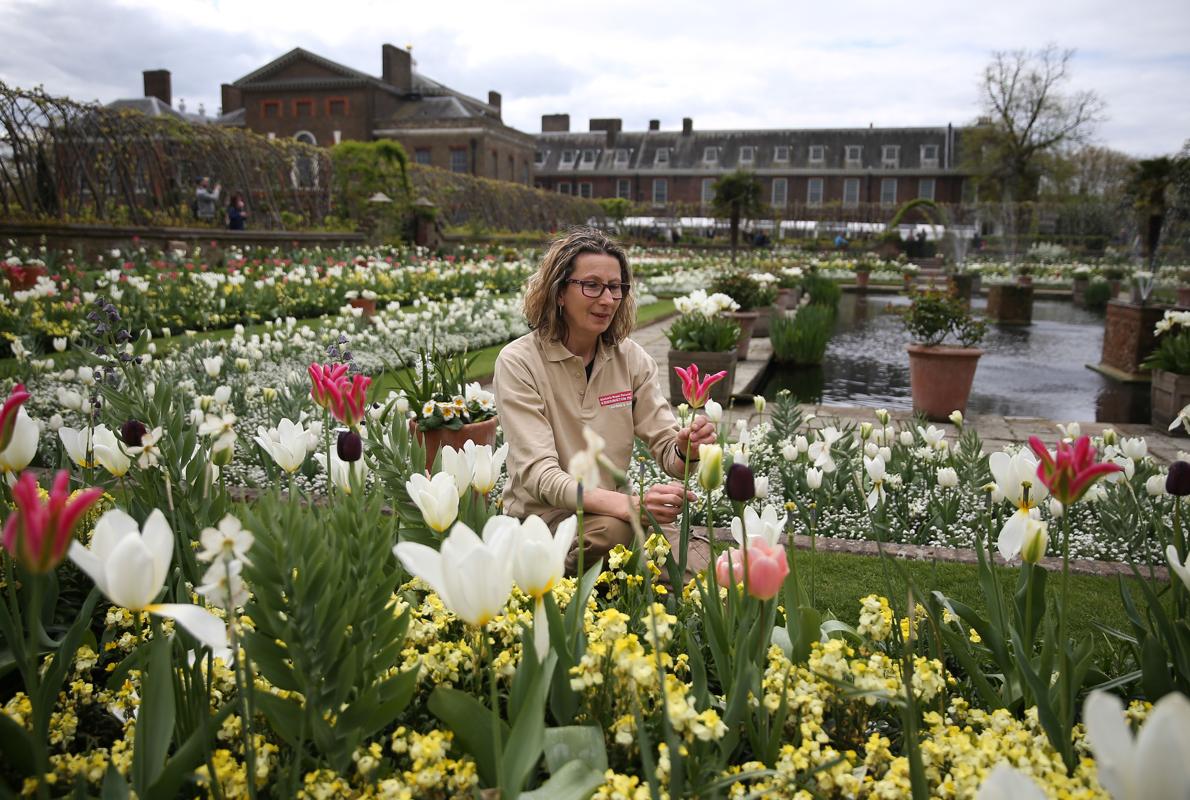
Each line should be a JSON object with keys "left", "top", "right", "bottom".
{"left": 494, "top": 331, "right": 687, "bottom": 519}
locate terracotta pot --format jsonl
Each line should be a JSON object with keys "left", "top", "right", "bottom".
{"left": 1109, "top": 279, "right": 1122, "bottom": 297}
{"left": 726, "top": 310, "right": 759, "bottom": 360}
{"left": 349, "top": 297, "right": 377, "bottom": 317}
{"left": 1016, "top": 275, "right": 1033, "bottom": 287}
{"left": 776, "top": 287, "right": 797, "bottom": 309}
{"left": 906, "top": 344, "right": 982, "bottom": 421}
{"left": 667, "top": 349, "right": 737, "bottom": 406}
{"left": 855, "top": 271, "right": 871, "bottom": 290}
{"left": 409, "top": 415, "right": 498, "bottom": 471}
{"left": 1152, "top": 369, "right": 1190, "bottom": 434}
{"left": 1177, "top": 287, "right": 1190, "bottom": 309}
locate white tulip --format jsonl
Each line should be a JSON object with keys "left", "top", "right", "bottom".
{"left": 936, "top": 467, "right": 958, "bottom": 488}
{"left": 948, "top": 410, "right": 963, "bottom": 427}
{"left": 997, "top": 507, "right": 1042, "bottom": 562}
{"left": 864, "top": 454, "right": 886, "bottom": 483}
{"left": 0, "top": 409, "right": 39, "bottom": 476}
{"left": 794, "top": 434, "right": 809, "bottom": 453}
{"left": 975, "top": 763, "right": 1046, "bottom": 800}
{"left": 1168, "top": 545, "right": 1190, "bottom": 593}
{"left": 1048, "top": 497, "right": 1064, "bottom": 519}
{"left": 314, "top": 450, "right": 368, "bottom": 494}
{"left": 864, "top": 442, "right": 879, "bottom": 459}
{"left": 730, "top": 504, "right": 785, "bottom": 547}
{"left": 406, "top": 472, "right": 460, "bottom": 533}
{"left": 52, "top": 337, "right": 67, "bottom": 352}
{"left": 77, "top": 366, "right": 94, "bottom": 386}
{"left": 704, "top": 399, "right": 723, "bottom": 423}
{"left": 202, "top": 356, "right": 223, "bottom": 377}
{"left": 68, "top": 509, "right": 226, "bottom": 649}
{"left": 48, "top": 414, "right": 63, "bottom": 432}
{"left": 512, "top": 515, "right": 574, "bottom": 599}
{"left": 879, "top": 446, "right": 892, "bottom": 463}
{"left": 899, "top": 430, "right": 914, "bottom": 446}
{"left": 1118, "top": 436, "right": 1147, "bottom": 461}
{"left": 1084, "top": 689, "right": 1190, "bottom": 799}
{"left": 253, "top": 418, "right": 310, "bottom": 473}
{"left": 805, "top": 466, "right": 823, "bottom": 490}
{"left": 59, "top": 425, "right": 97, "bottom": 468}
{"left": 1146, "top": 474, "right": 1167, "bottom": 496}
{"left": 439, "top": 445, "right": 474, "bottom": 497}
{"left": 394, "top": 517, "right": 517, "bottom": 627}
{"left": 93, "top": 426, "right": 130, "bottom": 477}
{"left": 753, "top": 475, "right": 769, "bottom": 499}
{"left": 781, "top": 442, "right": 797, "bottom": 462}
{"left": 468, "top": 440, "right": 509, "bottom": 496}
{"left": 56, "top": 387, "right": 85, "bottom": 412}
{"left": 989, "top": 449, "right": 1048, "bottom": 509}
{"left": 213, "top": 385, "right": 232, "bottom": 406}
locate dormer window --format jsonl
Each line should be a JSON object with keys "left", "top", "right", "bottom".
{"left": 845, "top": 145, "right": 863, "bottom": 167}
{"left": 654, "top": 148, "right": 670, "bottom": 167}
{"left": 773, "top": 145, "right": 790, "bottom": 162}
{"left": 614, "top": 148, "right": 630, "bottom": 166}
{"left": 920, "top": 144, "right": 939, "bottom": 168}
{"left": 559, "top": 150, "right": 577, "bottom": 168}
{"left": 580, "top": 149, "right": 598, "bottom": 168}
{"left": 882, "top": 145, "right": 900, "bottom": 168}
{"left": 534, "top": 150, "right": 549, "bottom": 166}
{"left": 703, "top": 146, "right": 718, "bottom": 164}
{"left": 808, "top": 145, "right": 825, "bottom": 165}
{"left": 739, "top": 146, "right": 755, "bottom": 164}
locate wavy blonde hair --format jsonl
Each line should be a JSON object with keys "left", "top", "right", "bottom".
{"left": 523, "top": 227, "right": 636, "bottom": 346}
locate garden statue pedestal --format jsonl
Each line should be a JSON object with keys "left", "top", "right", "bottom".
{"left": 667, "top": 350, "right": 736, "bottom": 407}
{"left": 1097, "top": 300, "right": 1164, "bottom": 380}
{"left": 1151, "top": 369, "right": 1190, "bottom": 432}
{"left": 986, "top": 285, "right": 1033, "bottom": 325}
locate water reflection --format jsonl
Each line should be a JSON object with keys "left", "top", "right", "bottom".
{"left": 759, "top": 293, "right": 1150, "bottom": 422}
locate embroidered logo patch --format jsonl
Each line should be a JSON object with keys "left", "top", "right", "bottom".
{"left": 599, "top": 390, "right": 633, "bottom": 408}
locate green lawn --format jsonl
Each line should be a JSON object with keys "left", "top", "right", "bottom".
{"left": 793, "top": 547, "right": 1161, "bottom": 652}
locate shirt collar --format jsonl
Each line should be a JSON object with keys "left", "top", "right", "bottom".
{"left": 540, "top": 336, "right": 615, "bottom": 363}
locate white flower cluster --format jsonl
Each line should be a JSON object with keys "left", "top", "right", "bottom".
{"left": 1154, "top": 309, "right": 1190, "bottom": 335}
{"left": 674, "top": 289, "right": 739, "bottom": 317}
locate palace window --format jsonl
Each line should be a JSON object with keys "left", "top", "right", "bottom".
{"left": 918, "top": 178, "right": 936, "bottom": 201}
{"left": 774, "top": 145, "right": 790, "bottom": 162}
{"left": 578, "top": 182, "right": 593, "bottom": 198}
{"left": 325, "top": 97, "right": 348, "bottom": 116}
{"left": 535, "top": 150, "right": 549, "bottom": 166}
{"left": 739, "top": 146, "right": 755, "bottom": 164}
{"left": 450, "top": 148, "right": 468, "bottom": 173}
{"left": 845, "top": 145, "right": 863, "bottom": 167}
{"left": 772, "top": 178, "right": 789, "bottom": 208}
{"left": 261, "top": 100, "right": 282, "bottom": 119}
{"left": 654, "top": 148, "right": 670, "bottom": 167}
{"left": 921, "top": 144, "right": 939, "bottom": 168}
{"left": 806, "top": 178, "right": 823, "bottom": 207}
{"left": 703, "top": 146, "right": 718, "bottom": 164}
{"left": 701, "top": 178, "right": 715, "bottom": 205}
{"left": 614, "top": 149, "right": 630, "bottom": 166}
{"left": 293, "top": 99, "right": 314, "bottom": 118}
{"left": 880, "top": 178, "right": 898, "bottom": 206}
{"left": 557, "top": 182, "right": 572, "bottom": 195}
{"left": 616, "top": 178, "right": 632, "bottom": 199}
{"left": 808, "top": 145, "right": 825, "bottom": 165}
{"left": 843, "top": 178, "right": 860, "bottom": 207}
{"left": 580, "top": 149, "right": 598, "bottom": 168}
{"left": 881, "top": 145, "right": 900, "bottom": 168}
{"left": 559, "top": 150, "right": 577, "bottom": 168}
{"left": 414, "top": 148, "right": 432, "bottom": 165}
{"left": 652, "top": 178, "right": 668, "bottom": 204}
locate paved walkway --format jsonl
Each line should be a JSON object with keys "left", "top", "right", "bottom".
{"left": 628, "top": 317, "right": 1189, "bottom": 464}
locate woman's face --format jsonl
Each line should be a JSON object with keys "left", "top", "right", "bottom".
{"left": 559, "top": 253, "right": 624, "bottom": 344}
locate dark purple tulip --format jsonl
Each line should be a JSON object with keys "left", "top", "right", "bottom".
{"left": 121, "top": 419, "right": 147, "bottom": 447}
{"left": 337, "top": 429, "right": 363, "bottom": 463}
{"left": 1167, "top": 461, "right": 1190, "bottom": 496}
{"left": 725, "top": 462, "right": 756, "bottom": 502}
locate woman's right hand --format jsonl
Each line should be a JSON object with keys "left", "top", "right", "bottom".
{"left": 635, "top": 482, "right": 697, "bottom": 525}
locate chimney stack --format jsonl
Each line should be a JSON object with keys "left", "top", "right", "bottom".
{"left": 381, "top": 44, "right": 412, "bottom": 92}
{"left": 541, "top": 113, "right": 570, "bottom": 133}
{"left": 220, "top": 83, "right": 242, "bottom": 114}
{"left": 682, "top": 117, "right": 693, "bottom": 135}
{"left": 488, "top": 91, "right": 502, "bottom": 118}
{"left": 648, "top": 119, "right": 660, "bottom": 131}
{"left": 589, "top": 118, "right": 621, "bottom": 146}
{"left": 143, "top": 69, "right": 171, "bottom": 107}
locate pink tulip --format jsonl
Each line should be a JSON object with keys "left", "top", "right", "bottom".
{"left": 0, "top": 384, "right": 31, "bottom": 453}
{"left": 673, "top": 364, "right": 728, "bottom": 409}
{"left": 325, "top": 373, "right": 371, "bottom": 428}
{"left": 308, "top": 362, "right": 350, "bottom": 410}
{"left": 3, "top": 471, "right": 103, "bottom": 574}
{"left": 714, "top": 539, "right": 789, "bottom": 600}
{"left": 1028, "top": 435, "right": 1122, "bottom": 506}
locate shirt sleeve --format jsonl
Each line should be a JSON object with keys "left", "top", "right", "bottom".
{"left": 493, "top": 347, "right": 579, "bottom": 511}
{"left": 628, "top": 343, "right": 686, "bottom": 480}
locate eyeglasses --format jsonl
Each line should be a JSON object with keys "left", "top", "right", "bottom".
{"left": 565, "top": 279, "right": 631, "bottom": 299}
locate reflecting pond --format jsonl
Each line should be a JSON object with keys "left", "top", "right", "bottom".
{"left": 757, "top": 293, "right": 1150, "bottom": 422}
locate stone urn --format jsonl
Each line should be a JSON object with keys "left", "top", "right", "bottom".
{"left": 410, "top": 415, "right": 499, "bottom": 472}
{"left": 667, "top": 350, "right": 737, "bottom": 407}
{"left": 906, "top": 344, "right": 983, "bottom": 421}
{"left": 725, "top": 310, "right": 760, "bottom": 360}
{"left": 1152, "top": 369, "right": 1190, "bottom": 433}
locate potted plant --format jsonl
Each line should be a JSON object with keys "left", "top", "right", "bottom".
{"left": 1015, "top": 263, "right": 1034, "bottom": 287}
{"left": 1144, "top": 309, "right": 1190, "bottom": 431}
{"left": 853, "top": 259, "right": 872, "bottom": 291}
{"left": 900, "top": 290, "right": 987, "bottom": 421}
{"left": 775, "top": 266, "right": 804, "bottom": 308}
{"left": 665, "top": 292, "right": 741, "bottom": 406}
{"left": 1071, "top": 265, "right": 1092, "bottom": 307}
{"left": 748, "top": 271, "right": 781, "bottom": 337}
{"left": 389, "top": 345, "right": 499, "bottom": 468}
{"left": 709, "top": 272, "right": 774, "bottom": 358}
{"left": 1103, "top": 265, "right": 1127, "bottom": 297}
{"left": 345, "top": 289, "right": 378, "bottom": 317}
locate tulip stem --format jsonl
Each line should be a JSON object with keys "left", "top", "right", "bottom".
{"left": 678, "top": 437, "right": 693, "bottom": 580}
{"left": 225, "top": 558, "right": 258, "bottom": 799}
{"left": 576, "top": 482, "right": 585, "bottom": 580}
{"left": 21, "top": 570, "right": 50, "bottom": 799}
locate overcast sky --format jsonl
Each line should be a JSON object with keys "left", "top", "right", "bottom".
{"left": 1, "top": 0, "right": 1187, "bottom": 156}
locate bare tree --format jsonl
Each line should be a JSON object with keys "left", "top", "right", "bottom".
{"left": 969, "top": 44, "right": 1106, "bottom": 202}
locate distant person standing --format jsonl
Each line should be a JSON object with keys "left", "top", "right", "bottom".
{"left": 226, "top": 193, "right": 248, "bottom": 231}
{"left": 834, "top": 233, "right": 849, "bottom": 250}
{"left": 195, "top": 177, "right": 221, "bottom": 224}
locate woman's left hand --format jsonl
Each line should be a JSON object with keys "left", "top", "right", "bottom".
{"left": 676, "top": 415, "right": 717, "bottom": 454}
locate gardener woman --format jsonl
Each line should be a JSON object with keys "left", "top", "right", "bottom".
{"left": 494, "top": 227, "right": 716, "bottom": 575}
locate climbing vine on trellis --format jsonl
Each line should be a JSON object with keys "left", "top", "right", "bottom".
{"left": 0, "top": 81, "right": 331, "bottom": 229}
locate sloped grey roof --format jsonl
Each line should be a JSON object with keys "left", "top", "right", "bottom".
{"left": 535, "top": 126, "right": 963, "bottom": 173}
{"left": 106, "top": 97, "right": 223, "bottom": 125}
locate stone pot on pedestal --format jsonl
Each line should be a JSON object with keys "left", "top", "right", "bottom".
{"left": 907, "top": 344, "right": 983, "bottom": 421}
{"left": 986, "top": 284, "right": 1034, "bottom": 325}
{"left": 1152, "top": 369, "right": 1190, "bottom": 432}
{"left": 855, "top": 271, "right": 871, "bottom": 291}
{"left": 726, "top": 310, "right": 760, "bottom": 360}
{"left": 667, "top": 350, "right": 737, "bottom": 407}
{"left": 1099, "top": 300, "right": 1166, "bottom": 378}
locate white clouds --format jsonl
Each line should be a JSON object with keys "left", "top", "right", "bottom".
{"left": 1, "top": 0, "right": 1186, "bottom": 154}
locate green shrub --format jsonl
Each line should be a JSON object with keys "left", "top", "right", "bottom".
{"left": 770, "top": 306, "right": 835, "bottom": 365}
{"left": 900, "top": 290, "right": 986, "bottom": 347}
{"left": 709, "top": 272, "right": 775, "bottom": 310}
{"left": 801, "top": 275, "right": 842, "bottom": 309}
{"left": 665, "top": 313, "right": 741, "bottom": 352}
{"left": 1143, "top": 330, "right": 1190, "bottom": 374}
{"left": 1084, "top": 280, "right": 1113, "bottom": 312}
